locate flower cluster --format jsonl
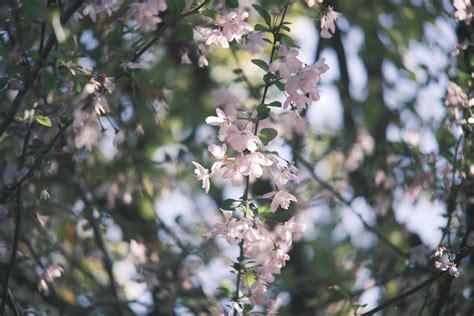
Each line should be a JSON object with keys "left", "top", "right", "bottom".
{"left": 453, "top": 0, "right": 473, "bottom": 24}
{"left": 192, "top": 40, "right": 329, "bottom": 309}
{"left": 192, "top": 99, "right": 312, "bottom": 311}
{"left": 201, "top": 8, "right": 253, "bottom": 49}
{"left": 444, "top": 81, "right": 474, "bottom": 125}
{"left": 126, "top": 0, "right": 167, "bottom": 32}
{"left": 320, "top": 6, "right": 341, "bottom": 38}
{"left": 269, "top": 45, "right": 329, "bottom": 111}
{"left": 193, "top": 108, "right": 298, "bottom": 210}
{"left": 81, "top": 0, "right": 124, "bottom": 22}
{"left": 208, "top": 212, "right": 305, "bottom": 307}
{"left": 190, "top": 3, "right": 331, "bottom": 312}
{"left": 433, "top": 245, "right": 461, "bottom": 278}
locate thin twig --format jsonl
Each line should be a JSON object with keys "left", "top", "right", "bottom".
{"left": 361, "top": 245, "right": 474, "bottom": 315}
{"left": 1, "top": 120, "right": 73, "bottom": 203}
{"left": 361, "top": 271, "right": 446, "bottom": 315}
{"left": 115, "top": 0, "right": 211, "bottom": 81}
{"left": 295, "top": 153, "right": 409, "bottom": 258}
{"left": 0, "top": 190, "right": 22, "bottom": 316}
{"left": 78, "top": 178, "right": 127, "bottom": 315}
{"left": 6, "top": 289, "right": 21, "bottom": 316}
{"left": 0, "top": 0, "right": 84, "bottom": 136}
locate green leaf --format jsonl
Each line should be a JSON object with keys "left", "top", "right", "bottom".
{"left": 227, "top": 0, "right": 239, "bottom": 8}
{"left": 275, "top": 80, "right": 285, "bottom": 91}
{"left": 280, "top": 33, "right": 299, "bottom": 48}
{"left": 267, "top": 101, "right": 282, "bottom": 107}
{"left": 259, "top": 127, "right": 278, "bottom": 145}
{"left": 258, "top": 204, "right": 272, "bottom": 216}
{"left": 254, "top": 24, "right": 271, "bottom": 32}
{"left": 243, "top": 304, "right": 253, "bottom": 313}
{"left": 252, "top": 4, "right": 272, "bottom": 27}
{"left": 217, "top": 285, "right": 233, "bottom": 298}
{"left": 256, "top": 104, "right": 270, "bottom": 120}
{"left": 168, "top": 0, "right": 186, "bottom": 12}
{"left": 251, "top": 59, "right": 269, "bottom": 72}
{"left": 35, "top": 115, "right": 52, "bottom": 127}
{"left": 436, "top": 129, "right": 457, "bottom": 159}
{"left": 221, "top": 199, "right": 241, "bottom": 210}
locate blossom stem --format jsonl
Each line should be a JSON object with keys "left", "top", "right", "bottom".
{"left": 259, "top": 4, "right": 289, "bottom": 106}
{"left": 232, "top": 5, "right": 291, "bottom": 313}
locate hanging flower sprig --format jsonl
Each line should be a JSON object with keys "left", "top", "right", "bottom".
{"left": 192, "top": 2, "right": 330, "bottom": 313}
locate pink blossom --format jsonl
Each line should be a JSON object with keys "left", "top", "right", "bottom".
{"left": 453, "top": 0, "right": 472, "bottom": 24}
{"left": 445, "top": 81, "right": 469, "bottom": 108}
{"left": 250, "top": 280, "right": 270, "bottom": 306}
{"left": 83, "top": 0, "right": 123, "bottom": 22}
{"left": 202, "top": 28, "right": 230, "bottom": 49}
{"left": 262, "top": 190, "right": 298, "bottom": 213}
{"left": 274, "top": 162, "right": 299, "bottom": 186}
{"left": 320, "top": 7, "right": 341, "bottom": 39}
{"left": 224, "top": 220, "right": 247, "bottom": 245}
{"left": 242, "top": 226, "right": 266, "bottom": 243}
{"left": 208, "top": 143, "right": 228, "bottom": 171}
{"left": 283, "top": 94, "right": 312, "bottom": 110}
{"left": 240, "top": 152, "right": 273, "bottom": 178}
{"left": 126, "top": 0, "right": 167, "bottom": 32}
{"left": 215, "top": 8, "right": 253, "bottom": 42}
{"left": 432, "top": 245, "right": 447, "bottom": 258}
{"left": 192, "top": 162, "right": 213, "bottom": 193}
{"left": 286, "top": 59, "right": 329, "bottom": 98}
{"left": 223, "top": 158, "right": 245, "bottom": 187}
{"left": 272, "top": 246, "right": 290, "bottom": 267}
{"left": 226, "top": 125, "right": 261, "bottom": 152}
{"left": 269, "top": 45, "right": 303, "bottom": 79}
{"left": 181, "top": 53, "right": 192, "bottom": 65}
{"left": 435, "top": 261, "right": 460, "bottom": 278}
{"left": 279, "top": 217, "right": 306, "bottom": 244}
{"left": 306, "top": 0, "right": 324, "bottom": 7}
{"left": 198, "top": 54, "right": 209, "bottom": 68}
{"left": 205, "top": 108, "right": 233, "bottom": 141}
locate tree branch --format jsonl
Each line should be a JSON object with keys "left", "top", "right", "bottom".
{"left": 0, "top": 0, "right": 84, "bottom": 136}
